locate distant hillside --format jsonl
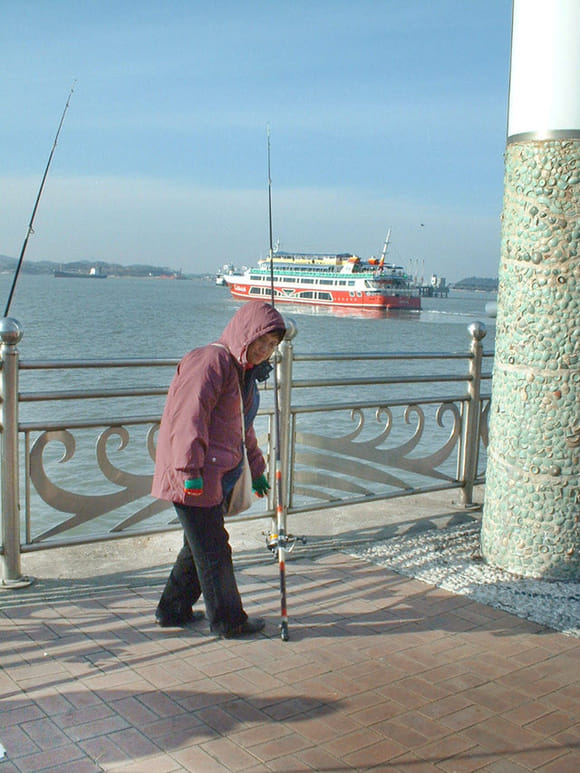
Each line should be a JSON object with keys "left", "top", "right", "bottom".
{"left": 453, "top": 276, "right": 498, "bottom": 292}
{"left": 0, "top": 255, "right": 190, "bottom": 278}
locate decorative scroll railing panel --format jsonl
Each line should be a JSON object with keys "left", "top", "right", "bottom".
{"left": 0, "top": 317, "right": 492, "bottom": 584}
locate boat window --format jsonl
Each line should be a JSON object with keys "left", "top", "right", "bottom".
{"left": 348, "top": 281, "right": 355, "bottom": 286}
{"left": 249, "top": 287, "right": 262, "bottom": 295}
{"left": 301, "top": 291, "right": 314, "bottom": 298}
{"left": 319, "top": 279, "right": 333, "bottom": 285}
{"left": 301, "top": 278, "right": 314, "bottom": 284}
{"left": 318, "top": 292, "right": 332, "bottom": 301}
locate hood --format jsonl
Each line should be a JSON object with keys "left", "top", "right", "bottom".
{"left": 218, "top": 301, "right": 286, "bottom": 367}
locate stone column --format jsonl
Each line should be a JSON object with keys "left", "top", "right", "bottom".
{"left": 481, "top": 0, "right": 580, "bottom": 579}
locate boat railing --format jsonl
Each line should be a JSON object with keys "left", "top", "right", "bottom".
{"left": 0, "top": 317, "right": 492, "bottom": 585}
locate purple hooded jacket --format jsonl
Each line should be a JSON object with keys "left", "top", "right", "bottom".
{"left": 152, "top": 302, "right": 286, "bottom": 507}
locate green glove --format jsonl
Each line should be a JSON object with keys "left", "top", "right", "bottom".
{"left": 184, "top": 477, "right": 203, "bottom": 496}
{"left": 252, "top": 474, "right": 270, "bottom": 498}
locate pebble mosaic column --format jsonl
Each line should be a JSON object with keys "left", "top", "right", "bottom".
{"left": 481, "top": 0, "right": 580, "bottom": 580}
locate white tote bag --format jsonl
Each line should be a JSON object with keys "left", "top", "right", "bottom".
{"left": 225, "top": 382, "right": 254, "bottom": 517}
{"left": 226, "top": 446, "right": 254, "bottom": 516}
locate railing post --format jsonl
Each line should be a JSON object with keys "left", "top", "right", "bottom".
{"left": 276, "top": 317, "right": 297, "bottom": 511}
{"left": 0, "top": 318, "right": 32, "bottom": 588}
{"left": 459, "top": 320, "right": 486, "bottom": 507}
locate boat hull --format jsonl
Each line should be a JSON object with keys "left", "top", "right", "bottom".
{"left": 226, "top": 280, "right": 420, "bottom": 310}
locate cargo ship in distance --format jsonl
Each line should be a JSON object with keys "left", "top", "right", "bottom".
{"left": 54, "top": 265, "right": 107, "bottom": 279}
{"left": 224, "top": 231, "right": 421, "bottom": 311}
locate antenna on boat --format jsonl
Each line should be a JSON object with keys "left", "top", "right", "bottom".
{"left": 4, "top": 81, "right": 75, "bottom": 318}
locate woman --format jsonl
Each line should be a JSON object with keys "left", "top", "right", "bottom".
{"left": 152, "top": 301, "right": 286, "bottom": 638}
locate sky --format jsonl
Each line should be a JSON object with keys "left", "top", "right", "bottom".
{"left": 1, "top": 0, "right": 513, "bottom": 282}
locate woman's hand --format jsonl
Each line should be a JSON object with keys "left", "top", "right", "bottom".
{"left": 184, "top": 477, "right": 203, "bottom": 496}
{"left": 252, "top": 474, "right": 270, "bottom": 498}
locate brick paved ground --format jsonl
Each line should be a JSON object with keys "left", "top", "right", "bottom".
{"left": 1, "top": 542, "right": 579, "bottom": 772}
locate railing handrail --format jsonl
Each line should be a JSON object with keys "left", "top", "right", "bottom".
{"left": 19, "top": 358, "right": 181, "bottom": 370}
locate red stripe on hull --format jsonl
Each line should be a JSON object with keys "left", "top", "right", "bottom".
{"left": 227, "top": 283, "right": 420, "bottom": 310}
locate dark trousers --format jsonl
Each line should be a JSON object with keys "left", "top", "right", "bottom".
{"left": 156, "top": 501, "right": 248, "bottom": 635}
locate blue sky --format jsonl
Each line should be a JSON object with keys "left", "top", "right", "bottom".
{"left": 1, "top": 0, "right": 512, "bottom": 281}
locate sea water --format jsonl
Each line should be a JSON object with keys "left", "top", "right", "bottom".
{"left": 1, "top": 273, "right": 496, "bottom": 361}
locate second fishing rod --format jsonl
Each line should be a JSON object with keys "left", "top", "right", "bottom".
{"left": 265, "top": 126, "right": 306, "bottom": 642}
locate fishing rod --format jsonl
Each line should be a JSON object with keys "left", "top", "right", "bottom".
{"left": 4, "top": 82, "right": 75, "bottom": 318}
{"left": 265, "top": 126, "right": 305, "bottom": 642}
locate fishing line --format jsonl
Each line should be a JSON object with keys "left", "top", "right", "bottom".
{"left": 4, "top": 82, "right": 75, "bottom": 318}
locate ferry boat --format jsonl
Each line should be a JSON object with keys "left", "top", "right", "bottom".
{"left": 224, "top": 233, "right": 421, "bottom": 311}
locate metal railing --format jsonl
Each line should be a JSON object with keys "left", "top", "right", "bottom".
{"left": 0, "top": 317, "right": 492, "bottom": 586}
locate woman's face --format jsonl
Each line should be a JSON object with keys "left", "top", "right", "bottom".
{"left": 246, "top": 332, "right": 281, "bottom": 365}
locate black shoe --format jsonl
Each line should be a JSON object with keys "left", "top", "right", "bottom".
{"left": 220, "top": 617, "right": 265, "bottom": 639}
{"left": 155, "top": 609, "right": 205, "bottom": 628}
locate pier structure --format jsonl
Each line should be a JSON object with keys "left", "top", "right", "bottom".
{"left": 481, "top": 0, "right": 580, "bottom": 578}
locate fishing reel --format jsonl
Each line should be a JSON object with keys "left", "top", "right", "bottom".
{"left": 265, "top": 532, "right": 307, "bottom": 556}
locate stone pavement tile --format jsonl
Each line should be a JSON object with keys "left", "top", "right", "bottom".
{"left": 537, "top": 751, "right": 580, "bottom": 773}
{"left": 78, "top": 734, "right": 131, "bottom": 768}
{"left": 377, "top": 677, "right": 444, "bottom": 711}
{"left": 198, "top": 736, "right": 261, "bottom": 770}
{"left": 103, "top": 752, "right": 183, "bottom": 772}
{"left": 415, "top": 732, "right": 477, "bottom": 763}
{"left": 478, "top": 761, "right": 530, "bottom": 773}
{"left": 170, "top": 744, "right": 229, "bottom": 772}
{"left": 372, "top": 716, "right": 436, "bottom": 750}
{"left": 5, "top": 743, "right": 91, "bottom": 773}
{"left": 543, "top": 684, "right": 580, "bottom": 714}
{"left": 0, "top": 724, "right": 40, "bottom": 760}
{"left": 108, "top": 694, "right": 164, "bottom": 727}
{"left": 0, "top": 703, "right": 45, "bottom": 728}
{"left": 499, "top": 699, "right": 554, "bottom": 727}
{"left": 29, "top": 760, "right": 102, "bottom": 773}
{"left": 238, "top": 730, "right": 313, "bottom": 764}
{"left": 439, "top": 703, "right": 495, "bottom": 731}
{"left": 227, "top": 721, "right": 292, "bottom": 749}
{"left": 343, "top": 737, "right": 409, "bottom": 769}
{"left": 320, "top": 726, "right": 384, "bottom": 759}
{"left": 462, "top": 714, "right": 543, "bottom": 752}
{"left": 507, "top": 739, "right": 570, "bottom": 770}
{"left": 195, "top": 704, "right": 251, "bottom": 735}
{"left": 550, "top": 724, "right": 580, "bottom": 746}
{"left": 342, "top": 690, "right": 405, "bottom": 721}
{"left": 141, "top": 715, "right": 216, "bottom": 752}
{"left": 217, "top": 698, "right": 271, "bottom": 727}
{"left": 18, "top": 686, "right": 74, "bottom": 718}
{"left": 266, "top": 753, "right": 312, "bottom": 771}
{"left": 437, "top": 745, "right": 502, "bottom": 773}
{"left": 390, "top": 751, "right": 443, "bottom": 772}
{"left": 63, "top": 713, "right": 131, "bottom": 743}
{"left": 463, "top": 682, "right": 530, "bottom": 714}
{"left": 525, "top": 708, "right": 578, "bottom": 737}
{"left": 296, "top": 745, "right": 350, "bottom": 771}
{"left": 17, "top": 716, "right": 72, "bottom": 752}
{"left": 417, "top": 693, "right": 475, "bottom": 721}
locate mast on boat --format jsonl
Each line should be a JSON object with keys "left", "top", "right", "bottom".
{"left": 379, "top": 228, "right": 391, "bottom": 269}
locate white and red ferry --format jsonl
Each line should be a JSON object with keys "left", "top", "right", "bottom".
{"left": 224, "top": 234, "right": 421, "bottom": 311}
